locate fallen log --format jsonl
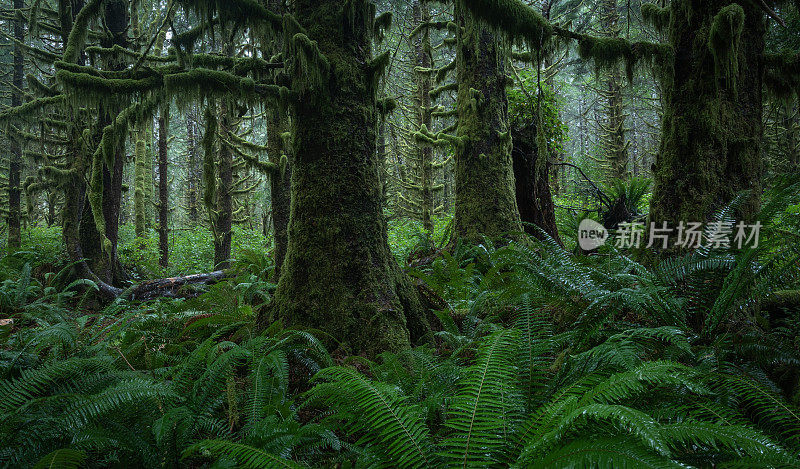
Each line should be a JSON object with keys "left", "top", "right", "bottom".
{"left": 123, "top": 271, "right": 229, "bottom": 301}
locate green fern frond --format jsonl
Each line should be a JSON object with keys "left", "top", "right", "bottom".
{"left": 309, "top": 366, "right": 433, "bottom": 468}
{"left": 183, "top": 439, "right": 302, "bottom": 468}
{"left": 33, "top": 448, "right": 87, "bottom": 469}
{"left": 439, "top": 329, "right": 523, "bottom": 467}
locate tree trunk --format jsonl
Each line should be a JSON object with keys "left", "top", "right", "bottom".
{"left": 213, "top": 99, "right": 233, "bottom": 270}
{"left": 7, "top": 0, "right": 24, "bottom": 250}
{"left": 599, "top": 0, "right": 628, "bottom": 181}
{"left": 453, "top": 2, "right": 522, "bottom": 243}
{"left": 262, "top": 0, "right": 430, "bottom": 356}
{"left": 186, "top": 108, "right": 199, "bottom": 224}
{"left": 267, "top": 111, "right": 290, "bottom": 278}
{"left": 650, "top": 0, "right": 764, "bottom": 225}
{"left": 414, "top": 0, "right": 435, "bottom": 234}
{"left": 158, "top": 111, "right": 169, "bottom": 268}
{"left": 512, "top": 124, "right": 562, "bottom": 244}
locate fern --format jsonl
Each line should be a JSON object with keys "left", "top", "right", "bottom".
{"left": 183, "top": 439, "right": 302, "bottom": 468}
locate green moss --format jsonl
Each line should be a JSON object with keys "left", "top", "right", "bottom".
{"left": 708, "top": 3, "right": 745, "bottom": 92}
{"left": 202, "top": 105, "right": 218, "bottom": 209}
{"left": 459, "top": 0, "right": 553, "bottom": 46}
{"left": 0, "top": 95, "right": 64, "bottom": 123}
{"left": 641, "top": 3, "right": 670, "bottom": 32}
{"left": 373, "top": 11, "right": 392, "bottom": 42}
{"left": 62, "top": 0, "right": 102, "bottom": 63}
{"left": 430, "top": 82, "right": 458, "bottom": 99}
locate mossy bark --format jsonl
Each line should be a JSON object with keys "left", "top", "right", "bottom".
{"left": 7, "top": 0, "right": 24, "bottom": 251}
{"left": 158, "top": 110, "right": 169, "bottom": 268}
{"left": 267, "top": 110, "right": 290, "bottom": 277}
{"left": 650, "top": 0, "right": 764, "bottom": 224}
{"left": 599, "top": 0, "right": 629, "bottom": 181}
{"left": 453, "top": 2, "right": 522, "bottom": 243}
{"left": 266, "top": 0, "right": 290, "bottom": 278}
{"left": 511, "top": 123, "right": 561, "bottom": 243}
{"left": 262, "top": 0, "right": 429, "bottom": 356}
{"left": 213, "top": 99, "right": 233, "bottom": 270}
{"left": 186, "top": 108, "right": 200, "bottom": 224}
{"left": 134, "top": 132, "right": 147, "bottom": 238}
{"left": 414, "top": 0, "right": 435, "bottom": 234}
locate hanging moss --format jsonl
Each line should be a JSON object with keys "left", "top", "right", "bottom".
{"left": 377, "top": 97, "right": 397, "bottom": 115}
{"left": 164, "top": 68, "right": 257, "bottom": 103}
{"left": 707, "top": 3, "right": 745, "bottom": 92}
{"left": 63, "top": 0, "right": 102, "bottom": 63}
{"left": 56, "top": 69, "right": 163, "bottom": 106}
{"left": 368, "top": 51, "right": 391, "bottom": 91}
{"left": 459, "top": 0, "right": 552, "bottom": 46}
{"left": 435, "top": 59, "right": 456, "bottom": 84}
{"left": 641, "top": 3, "right": 671, "bottom": 32}
{"left": 373, "top": 11, "right": 392, "bottom": 43}
{"left": 430, "top": 82, "right": 458, "bottom": 99}
{"left": 289, "top": 33, "right": 331, "bottom": 94}
{"left": 26, "top": 75, "right": 58, "bottom": 97}
{"left": 0, "top": 95, "right": 64, "bottom": 123}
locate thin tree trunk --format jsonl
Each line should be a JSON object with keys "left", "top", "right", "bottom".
{"left": 158, "top": 110, "right": 169, "bottom": 268}
{"left": 7, "top": 0, "right": 24, "bottom": 250}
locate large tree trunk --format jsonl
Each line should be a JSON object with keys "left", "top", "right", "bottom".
{"left": 267, "top": 111, "right": 290, "bottom": 278}
{"left": 265, "top": 0, "right": 290, "bottom": 279}
{"left": 453, "top": 2, "right": 522, "bottom": 243}
{"left": 158, "top": 111, "right": 169, "bottom": 268}
{"left": 7, "top": 0, "right": 24, "bottom": 250}
{"left": 262, "top": 0, "right": 430, "bottom": 356}
{"left": 512, "top": 124, "right": 561, "bottom": 244}
{"left": 650, "top": 0, "right": 764, "bottom": 224}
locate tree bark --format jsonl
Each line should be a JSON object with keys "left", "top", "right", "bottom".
{"left": 453, "top": 2, "right": 522, "bottom": 243}
{"left": 262, "top": 0, "right": 430, "bottom": 356}
{"left": 158, "top": 110, "right": 169, "bottom": 268}
{"left": 213, "top": 99, "right": 233, "bottom": 270}
{"left": 512, "top": 124, "right": 562, "bottom": 244}
{"left": 650, "top": 0, "right": 764, "bottom": 225}
{"left": 7, "top": 0, "right": 24, "bottom": 250}
{"left": 267, "top": 111, "right": 290, "bottom": 277}
{"left": 414, "top": 0, "right": 435, "bottom": 234}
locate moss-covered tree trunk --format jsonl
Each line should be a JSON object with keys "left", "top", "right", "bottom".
{"left": 265, "top": 0, "right": 290, "bottom": 278}
{"left": 267, "top": 111, "right": 290, "bottom": 277}
{"left": 512, "top": 123, "right": 561, "bottom": 243}
{"left": 186, "top": 108, "right": 199, "bottom": 224}
{"left": 213, "top": 99, "right": 233, "bottom": 270}
{"left": 158, "top": 110, "right": 169, "bottom": 268}
{"left": 134, "top": 131, "right": 147, "bottom": 238}
{"left": 263, "top": 0, "right": 429, "bottom": 356}
{"left": 650, "top": 0, "right": 764, "bottom": 224}
{"left": 599, "top": 0, "right": 629, "bottom": 181}
{"left": 7, "top": 0, "right": 24, "bottom": 251}
{"left": 414, "top": 0, "right": 435, "bottom": 234}
{"left": 453, "top": 2, "right": 522, "bottom": 243}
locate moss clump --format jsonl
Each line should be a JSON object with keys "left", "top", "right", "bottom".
{"left": 459, "top": 0, "right": 553, "bottom": 46}
{"left": 578, "top": 35, "right": 672, "bottom": 82}
{"left": 62, "top": 0, "right": 102, "bottom": 63}
{"left": 641, "top": 3, "right": 670, "bottom": 32}
{"left": 707, "top": 3, "right": 745, "bottom": 92}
